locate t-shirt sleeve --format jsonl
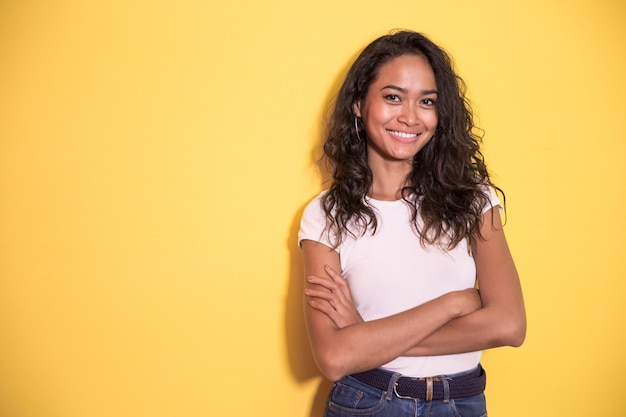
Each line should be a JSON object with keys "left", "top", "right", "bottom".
{"left": 482, "top": 186, "right": 503, "bottom": 214}
{"left": 298, "top": 193, "right": 336, "bottom": 249}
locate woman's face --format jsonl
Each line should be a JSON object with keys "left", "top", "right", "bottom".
{"left": 354, "top": 54, "right": 438, "bottom": 165}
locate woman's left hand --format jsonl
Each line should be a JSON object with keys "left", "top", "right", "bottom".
{"left": 305, "top": 264, "right": 364, "bottom": 329}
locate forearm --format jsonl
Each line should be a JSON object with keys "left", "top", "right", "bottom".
{"left": 400, "top": 208, "right": 527, "bottom": 358}
{"left": 402, "top": 304, "right": 526, "bottom": 356}
{"left": 308, "top": 291, "right": 472, "bottom": 381}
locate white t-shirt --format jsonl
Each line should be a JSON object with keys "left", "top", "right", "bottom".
{"left": 298, "top": 190, "right": 501, "bottom": 377}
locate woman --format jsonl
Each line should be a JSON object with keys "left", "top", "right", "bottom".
{"left": 298, "top": 31, "right": 526, "bottom": 417}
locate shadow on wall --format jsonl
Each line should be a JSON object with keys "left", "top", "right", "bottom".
{"left": 284, "top": 205, "right": 333, "bottom": 417}
{"left": 283, "top": 49, "right": 360, "bottom": 417}
{"left": 283, "top": 121, "right": 336, "bottom": 416}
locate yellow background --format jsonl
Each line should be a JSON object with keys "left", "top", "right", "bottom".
{"left": 1, "top": 1, "right": 625, "bottom": 416}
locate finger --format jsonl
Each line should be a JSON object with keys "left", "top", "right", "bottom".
{"left": 323, "top": 265, "right": 352, "bottom": 297}
{"left": 307, "top": 282, "right": 353, "bottom": 316}
{"left": 323, "top": 263, "right": 339, "bottom": 276}
{"left": 309, "top": 300, "right": 354, "bottom": 329}
{"left": 306, "top": 276, "right": 355, "bottom": 313}
{"left": 324, "top": 264, "right": 344, "bottom": 282}
{"left": 307, "top": 285, "right": 350, "bottom": 311}
{"left": 309, "top": 300, "right": 339, "bottom": 319}
{"left": 305, "top": 288, "right": 336, "bottom": 302}
{"left": 306, "top": 289, "right": 351, "bottom": 314}
{"left": 309, "top": 270, "right": 352, "bottom": 305}
{"left": 307, "top": 275, "right": 338, "bottom": 292}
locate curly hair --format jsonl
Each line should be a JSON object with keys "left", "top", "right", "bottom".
{"left": 321, "top": 30, "right": 502, "bottom": 250}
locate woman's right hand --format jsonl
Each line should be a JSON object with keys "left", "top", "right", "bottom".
{"left": 305, "top": 264, "right": 364, "bottom": 329}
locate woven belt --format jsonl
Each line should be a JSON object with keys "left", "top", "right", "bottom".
{"left": 350, "top": 364, "right": 486, "bottom": 401}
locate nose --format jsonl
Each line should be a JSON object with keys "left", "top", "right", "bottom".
{"left": 397, "top": 103, "right": 419, "bottom": 126}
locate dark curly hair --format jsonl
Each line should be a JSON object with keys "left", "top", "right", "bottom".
{"left": 321, "top": 30, "right": 502, "bottom": 249}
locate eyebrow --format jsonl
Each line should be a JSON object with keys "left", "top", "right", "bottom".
{"left": 381, "top": 85, "right": 438, "bottom": 95}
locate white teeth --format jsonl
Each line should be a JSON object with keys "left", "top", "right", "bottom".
{"left": 388, "top": 130, "right": 418, "bottom": 139}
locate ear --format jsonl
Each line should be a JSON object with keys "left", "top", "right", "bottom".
{"left": 352, "top": 101, "right": 362, "bottom": 118}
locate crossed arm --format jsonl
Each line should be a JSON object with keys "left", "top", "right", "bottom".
{"left": 302, "top": 207, "right": 526, "bottom": 381}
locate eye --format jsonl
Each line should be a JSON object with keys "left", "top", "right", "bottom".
{"left": 420, "top": 97, "right": 437, "bottom": 106}
{"left": 384, "top": 94, "right": 401, "bottom": 102}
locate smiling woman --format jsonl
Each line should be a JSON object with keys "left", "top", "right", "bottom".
{"left": 0, "top": 1, "right": 624, "bottom": 416}
{"left": 354, "top": 54, "right": 438, "bottom": 192}
{"left": 299, "top": 30, "right": 525, "bottom": 417}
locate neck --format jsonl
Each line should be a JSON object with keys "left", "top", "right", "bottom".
{"left": 368, "top": 157, "right": 413, "bottom": 201}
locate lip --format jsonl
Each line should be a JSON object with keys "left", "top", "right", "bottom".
{"left": 387, "top": 129, "right": 421, "bottom": 142}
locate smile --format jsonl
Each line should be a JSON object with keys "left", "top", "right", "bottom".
{"left": 387, "top": 130, "right": 419, "bottom": 139}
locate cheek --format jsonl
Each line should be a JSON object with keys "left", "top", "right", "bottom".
{"left": 363, "top": 103, "right": 386, "bottom": 124}
{"left": 427, "top": 120, "right": 437, "bottom": 133}
{"left": 426, "top": 112, "right": 439, "bottom": 129}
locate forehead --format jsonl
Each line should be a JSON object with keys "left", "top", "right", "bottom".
{"left": 372, "top": 54, "right": 435, "bottom": 86}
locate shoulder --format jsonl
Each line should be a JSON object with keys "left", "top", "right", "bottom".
{"left": 301, "top": 190, "right": 329, "bottom": 220}
{"left": 299, "top": 190, "right": 333, "bottom": 247}
{"left": 480, "top": 184, "right": 503, "bottom": 214}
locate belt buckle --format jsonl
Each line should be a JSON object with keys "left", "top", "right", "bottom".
{"left": 393, "top": 376, "right": 441, "bottom": 401}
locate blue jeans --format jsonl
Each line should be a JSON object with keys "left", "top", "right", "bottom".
{"left": 323, "top": 366, "right": 488, "bottom": 417}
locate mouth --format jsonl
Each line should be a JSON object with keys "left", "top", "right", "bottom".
{"left": 387, "top": 129, "right": 420, "bottom": 139}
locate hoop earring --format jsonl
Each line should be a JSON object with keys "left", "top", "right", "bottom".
{"left": 354, "top": 116, "right": 363, "bottom": 141}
